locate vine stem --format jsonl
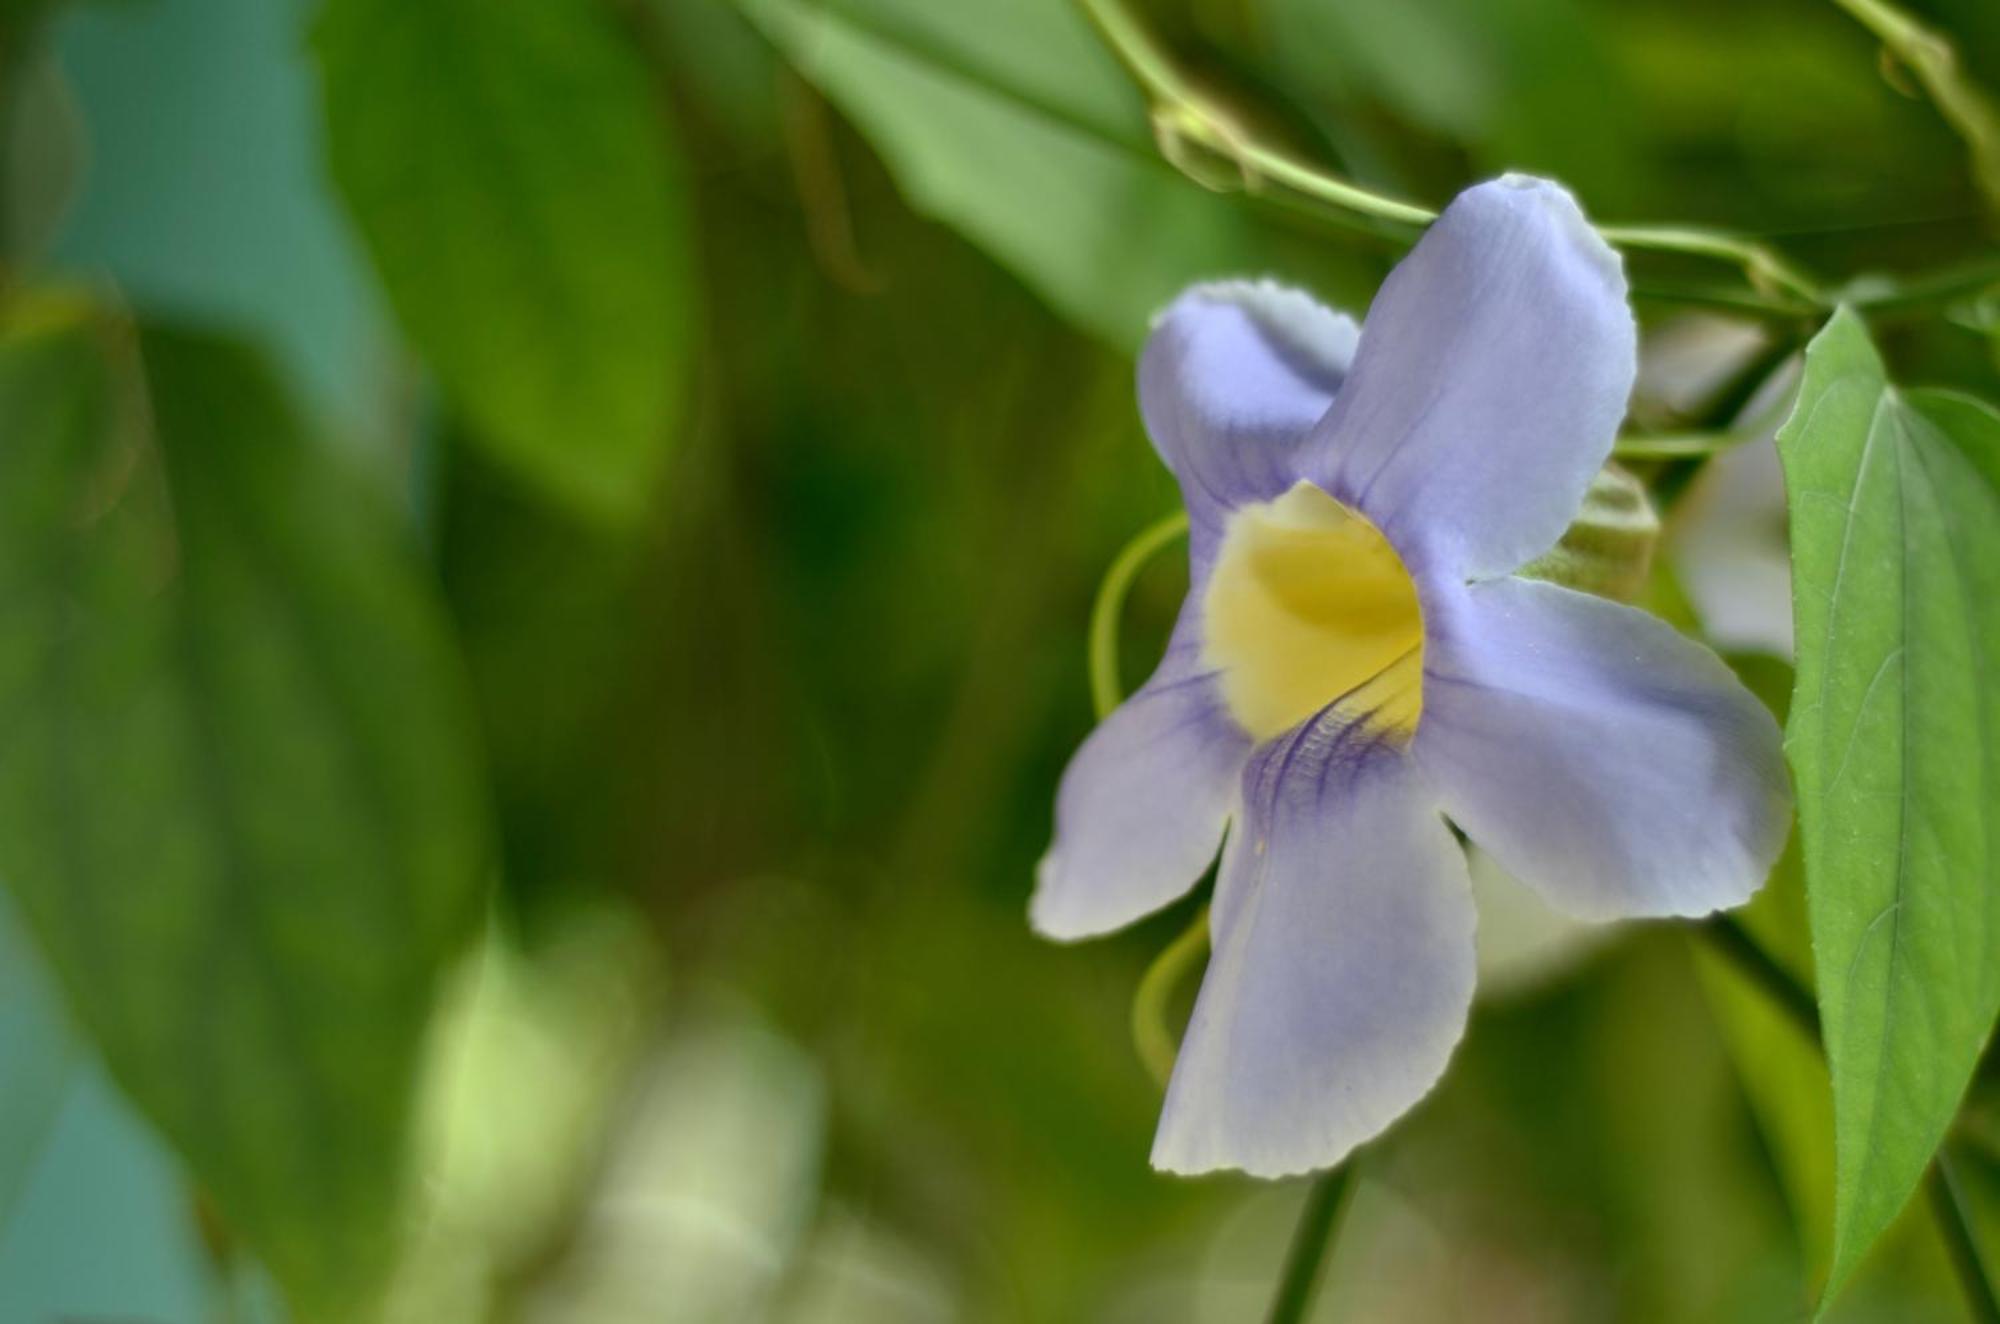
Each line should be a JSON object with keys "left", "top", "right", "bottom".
{"left": 1828, "top": 0, "right": 2000, "bottom": 215}
{"left": 1267, "top": 1166, "right": 1355, "bottom": 1324}
{"left": 1695, "top": 914, "right": 1822, "bottom": 1041}
{"left": 1088, "top": 508, "right": 1189, "bottom": 721}
{"left": 1930, "top": 1152, "right": 2000, "bottom": 1324}
{"left": 1131, "top": 904, "right": 1210, "bottom": 1087}
{"left": 1613, "top": 431, "right": 1746, "bottom": 461}
{"left": 1075, "top": 0, "right": 1834, "bottom": 318}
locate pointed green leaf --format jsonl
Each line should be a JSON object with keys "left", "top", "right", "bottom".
{"left": 316, "top": 0, "right": 694, "bottom": 522}
{"left": 0, "top": 295, "right": 488, "bottom": 1319}
{"left": 1775, "top": 307, "right": 2000, "bottom": 1305}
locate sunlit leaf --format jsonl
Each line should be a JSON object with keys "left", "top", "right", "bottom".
{"left": 730, "top": 0, "right": 1374, "bottom": 350}
{"left": 316, "top": 0, "right": 694, "bottom": 522}
{"left": 1775, "top": 307, "right": 2000, "bottom": 1305}
{"left": 0, "top": 295, "right": 489, "bottom": 1319}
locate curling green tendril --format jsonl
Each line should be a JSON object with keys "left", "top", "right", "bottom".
{"left": 1085, "top": 509, "right": 1212, "bottom": 1085}
{"left": 1088, "top": 508, "right": 1190, "bottom": 722}
{"left": 1132, "top": 904, "right": 1212, "bottom": 1089}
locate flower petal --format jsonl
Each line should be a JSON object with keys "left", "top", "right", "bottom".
{"left": 1152, "top": 719, "right": 1474, "bottom": 1177}
{"left": 1308, "top": 176, "right": 1636, "bottom": 581}
{"left": 1031, "top": 620, "right": 1250, "bottom": 941}
{"left": 1414, "top": 576, "right": 1792, "bottom": 921}
{"left": 1140, "top": 281, "right": 1359, "bottom": 547}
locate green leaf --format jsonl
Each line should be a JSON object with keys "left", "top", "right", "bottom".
{"left": 0, "top": 294, "right": 489, "bottom": 1319}
{"left": 316, "top": 0, "right": 694, "bottom": 523}
{"left": 1775, "top": 307, "right": 2000, "bottom": 1306}
{"left": 729, "top": 0, "right": 1375, "bottom": 351}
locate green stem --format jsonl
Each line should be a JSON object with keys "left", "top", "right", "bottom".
{"left": 1928, "top": 1150, "right": 2000, "bottom": 1324}
{"left": 1080, "top": 0, "right": 2000, "bottom": 320}
{"left": 1613, "top": 431, "right": 1745, "bottom": 461}
{"left": 1088, "top": 509, "right": 1189, "bottom": 721}
{"left": 1597, "top": 224, "right": 1826, "bottom": 311}
{"left": 1076, "top": 0, "right": 1833, "bottom": 318}
{"left": 1828, "top": 0, "right": 2000, "bottom": 214}
{"left": 1131, "top": 904, "right": 1210, "bottom": 1087}
{"left": 1848, "top": 252, "right": 2000, "bottom": 315}
{"left": 1697, "top": 914, "right": 1822, "bottom": 1043}
{"left": 1082, "top": 0, "right": 1431, "bottom": 230}
{"left": 1266, "top": 1166, "right": 1355, "bottom": 1324}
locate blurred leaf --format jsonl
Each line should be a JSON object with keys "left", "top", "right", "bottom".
{"left": 1267, "top": 0, "right": 1497, "bottom": 142}
{"left": 1694, "top": 654, "right": 1835, "bottom": 1295}
{"left": 730, "top": 0, "right": 1374, "bottom": 350}
{"left": 1264, "top": 0, "right": 1638, "bottom": 210}
{"left": 1695, "top": 892, "right": 1834, "bottom": 1299}
{"left": 386, "top": 907, "right": 660, "bottom": 1322}
{"left": 0, "top": 0, "right": 57, "bottom": 66}
{"left": 2, "top": 50, "right": 84, "bottom": 266}
{"left": 316, "top": 0, "right": 694, "bottom": 522}
{"left": 0, "top": 294, "right": 489, "bottom": 1319}
{"left": 0, "top": 896, "right": 75, "bottom": 1228}
{"left": 1775, "top": 308, "right": 2000, "bottom": 1306}
{"left": 650, "top": 0, "right": 784, "bottom": 147}
{"left": 525, "top": 1007, "right": 827, "bottom": 1321}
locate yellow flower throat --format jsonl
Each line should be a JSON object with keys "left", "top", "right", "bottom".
{"left": 1202, "top": 482, "right": 1424, "bottom": 742}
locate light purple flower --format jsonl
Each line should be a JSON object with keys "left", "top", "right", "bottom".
{"left": 1030, "top": 176, "right": 1793, "bottom": 1178}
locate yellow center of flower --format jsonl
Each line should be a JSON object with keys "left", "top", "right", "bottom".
{"left": 1202, "top": 481, "right": 1424, "bottom": 742}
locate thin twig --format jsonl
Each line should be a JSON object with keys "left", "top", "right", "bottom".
{"left": 1613, "top": 431, "right": 1746, "bottom": 461}
{"left": 1087, "top": 508, "right": 1188, "bottom": 721}
{"left": 1697, "top": 914, "right": 1822, "bottom": 1044}
{"left": 1829, "top": 0, "right": 2000, "bottom": 215}
{"left": 1075, "top": 0, "right": 1835, "bottom": 318}
{"left": 1266, "top": 1166, "right": 1354, "bottom": 1324}
{"left": 1928, "top": 1150, "right": 2000, "bottom": 1324}
{"left": 1131, "top": 904, "right": 1210, "bottom": 1087}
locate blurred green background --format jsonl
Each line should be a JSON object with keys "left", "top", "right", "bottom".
{"left": 1, "top": 0, "right": 1997, "bottom": 1320}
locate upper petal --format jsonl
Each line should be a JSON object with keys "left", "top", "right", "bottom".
{"left": 1152, "top": 718, "right": 1475, "bottom": 1177}
{"left": 1307, "top": 176, "right": 1636, "bottom": 581}
{"left": 1413, "top": 576, "right": 1792, "bottom": 921}
{"left": 1139, "top": 281, "right": 1359, "bottom": 551}
{"left": 1031, "top": 614, "right": 1251, "bottom": 941}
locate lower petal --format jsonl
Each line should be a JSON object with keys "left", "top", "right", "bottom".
{"left": 1414, "top": 576, "right": 1792, "bottom": 921}
{"left": 1031, "top": 625, "right": 1250, "bottom": 941}
{"left": 1152, "top": 722, "right": 1474, "bottom": 1177}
